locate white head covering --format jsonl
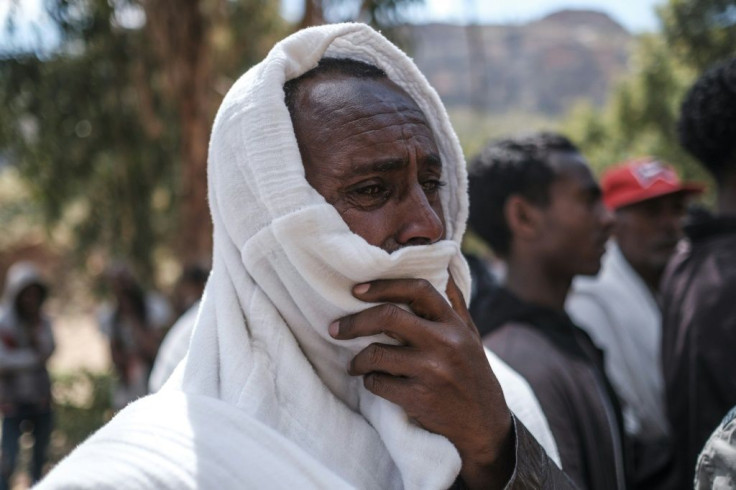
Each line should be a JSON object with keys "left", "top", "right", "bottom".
{"left": 178, "top": 22, "right": 470, "bottom": 489}
{"left": 38, "top": 23, "right": 559, "bottom": 490}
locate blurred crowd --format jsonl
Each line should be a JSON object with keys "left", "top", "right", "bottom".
{"left": 0, "top": 32, "right": 734, "bottom": 490}
{"left": 0, "top": 261, "right": 208, "bottom": 488}
{"left": 464, "top": 56, "right": 736, "bottom": 489}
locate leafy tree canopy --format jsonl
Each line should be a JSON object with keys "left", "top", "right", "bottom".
{"left": 0, "top": 0, "right": 286, "bottom": 283}
{"left": 563, "top": 0, "right": 736, "bottom": 191}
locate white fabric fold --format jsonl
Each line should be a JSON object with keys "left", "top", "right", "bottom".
{"left": 39, "top": 23, "right": 559, "bottom": 490}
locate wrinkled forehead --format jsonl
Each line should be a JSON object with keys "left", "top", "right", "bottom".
{"left": 290, "top": 74, "right": 438, "bottom": 147}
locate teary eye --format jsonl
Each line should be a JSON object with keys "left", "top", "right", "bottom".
{"left": 422, "top": 179, "right": 446, "bottom": 193}
{"left": 346, "top": 181, "right": 392, "bottom": 208}
{"left": 356, "top": 184, "right": 386, "bottom": 195}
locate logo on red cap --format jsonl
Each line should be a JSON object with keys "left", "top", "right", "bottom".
{"left": 602, "top": 157, "right": 705, "bottom": 210}
{"left": 631, "top": 161, "right": 678, "bottom": 188}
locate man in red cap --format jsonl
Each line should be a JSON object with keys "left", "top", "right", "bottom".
{"left": 567, "top": 157, "right": 703, "bottom": 488}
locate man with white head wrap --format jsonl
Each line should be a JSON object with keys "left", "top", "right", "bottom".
{"left": 38, "top": 24, "right": 570, "bottom": 489}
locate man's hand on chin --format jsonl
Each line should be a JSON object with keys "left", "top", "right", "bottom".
{"left": 329, "top": 275, "right": 515, "bottom": 490}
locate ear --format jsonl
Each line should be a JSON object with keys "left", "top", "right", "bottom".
{"left": 504, "top": 195, "right": 543, "bottom": 242}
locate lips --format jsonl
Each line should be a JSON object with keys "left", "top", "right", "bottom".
{"left": 594, "top": 237, "right": 609, "bottom": 256}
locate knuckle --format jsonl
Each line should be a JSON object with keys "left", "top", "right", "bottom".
{"left": 441, "top": 328, "right": 467, "bottom": 352}
{"left": 416, "top": 278, "right": 434, "bottom": 295}
{"left": 411, "top": 381, "right": 434, "bottom": 406}
{"left": 338, "top": 315, "right": 354, "bottom": 336}
{"left": 367, "top": 343, "right": 385, "bottom": 367}
{"left": 423, "top": 356, "right": 453, "bottom": 387}
{"left": 364, "top": 373, "right": 382, "bottom": 393}
{"left": 381, "top": 303, "right": 404, "bottom": 324}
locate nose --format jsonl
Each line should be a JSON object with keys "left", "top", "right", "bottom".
{"left": 395, "top": 184, "right": 445, "bottom": 247}
{"left": 599, "top": 204, "right": 615, "bottom": 239}
{"left": 660, "top": 205, "right": 685, "bottom": 235}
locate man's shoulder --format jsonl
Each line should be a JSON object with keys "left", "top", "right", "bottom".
{"left": 38, "top": 391, "right": 352, "bottom": 489}
{"left": 664, "top": 235, "right": 736, "bottom": 302}
{"left": 484, "top": 321, "right": 571, "bottom": 374}
{"left": 484, "top": 320, "right": 550, "bottom": 345}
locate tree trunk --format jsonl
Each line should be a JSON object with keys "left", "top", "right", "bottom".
{"left": 143, "top": 0, "right": 214, "bottom": 265}
{"left": 300, "top": 0, "right": 325, "bottom": 29}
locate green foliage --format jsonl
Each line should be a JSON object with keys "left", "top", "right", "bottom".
{"left": 448, "top": 108, "right": 561, "bottom": 159}
{"left": 563, "top": 0, "right": 735, "bottom": 190}
{"left": 1, "top": 1, "right": 170, "bottom": 278}
{"left": 0, "top": 0, "right": 286, "bottom": 282}
{"left": 660, "top": 0, "right": 736, "bottom": 70}
{"left": 49, "top": 370, "right": 114, "bottom": 464}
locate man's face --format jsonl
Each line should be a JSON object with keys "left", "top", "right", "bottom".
{"left": 536, "top": 151, "right": 613, "bottom": 277}
{"left": 614, "top": 193, "right": 687, "bottom": 276}
{"left": 290, "top": 75, "right": 445, "bottom": 253}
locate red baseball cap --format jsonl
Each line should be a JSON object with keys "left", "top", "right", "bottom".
{"left": 601, "top": 157, "right": 705, "bottom": 210}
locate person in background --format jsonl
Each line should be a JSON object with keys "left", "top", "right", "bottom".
{"left": 464, "top": 252, "right": 501, "bottom": 338}
{"left": 660, "top": 56, "right": 736, "bottom": 489}
{"left": 172, "top": 264, "right": 209, "bottom": 317}
{"left": 469, "top": 132, "right": 627, "bottom": 490}
{"left": 0, "top": 262, "right": 55, "bottom": 489}
{"left": 98, "top": 264, "right": 173, "bottom": 410}
{"left": 149, "top": 264, "right": 209, "bottom": 392}
{"left": 567, "top": 157, "right": 703, "bottom": 488}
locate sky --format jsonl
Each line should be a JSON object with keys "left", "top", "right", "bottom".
{"left": 1, "top": 0, "right": 665, "bottom": 55}
{"left": 281, "top": 0, "right": 665, "bottom": 33}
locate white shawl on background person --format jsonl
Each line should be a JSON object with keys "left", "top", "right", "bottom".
{"left": 38, "top": 23, "right": 558, "bottom": 490}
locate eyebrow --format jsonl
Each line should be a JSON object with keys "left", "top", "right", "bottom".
{"left": 350, "top": 153, "right": 442, "bottom": 176}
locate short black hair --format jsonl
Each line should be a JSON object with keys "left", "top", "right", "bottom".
{"left": 283, "top": 57, "right": 387, "bottom": 116}
{"left": 467, "top": 132, "right": 579, "bottom": 257}
{"left": 678, "top": 57, "right": 736, "bottom": 179}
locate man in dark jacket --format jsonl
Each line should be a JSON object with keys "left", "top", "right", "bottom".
{"left": 660, "top": 56, "right": 736, "bottom": 489}
{"left": 468, "top": 133, "right": 627, "bottom": 490}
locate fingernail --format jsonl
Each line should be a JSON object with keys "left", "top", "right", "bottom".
{"left": 353, "top": 283, "right": 370, "bottom": 295}
{"left": 329, "top": 321, "right": 339, "bottom": 337}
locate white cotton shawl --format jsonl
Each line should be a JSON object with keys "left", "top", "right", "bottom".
{"left": 38, "top": 23, "right": 558, "bottom": 490}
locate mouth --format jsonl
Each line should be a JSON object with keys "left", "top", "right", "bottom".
{"left": 595, "top": 237, "right": 608, "bottom": 255}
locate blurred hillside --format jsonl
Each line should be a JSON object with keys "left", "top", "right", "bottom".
{"left": 407, "top": 10, "right": 632, "bottom": 115}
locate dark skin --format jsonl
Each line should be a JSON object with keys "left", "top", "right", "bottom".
{"left": 614, "top": 193, "right": 688, "bottom": 293}
{"left": 107, "top": 273, "right": 164, "bottom": 380}
{"left": 504, "top": 152, "right": 613, "bottom": 310}
{"left": 290, "top": 74, "right": 514, "bottom": 489}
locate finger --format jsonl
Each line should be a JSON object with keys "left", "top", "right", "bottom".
{"left": 330, "top": 303, "right": 428, "bottom": 346}
{"left": 445, "top": 273, "right": 473, "bottom": 326}
{"left": 362, "top": 372, "right": 414, "bottom": 407}
{"left": 348, "top": 343, "right": 423, "bottom": 377}
{"left": 352, "top": 278, "right": 451, "bottom": 322}
{"left": 362, "top": 373, "right": 434, "bottom": 426}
